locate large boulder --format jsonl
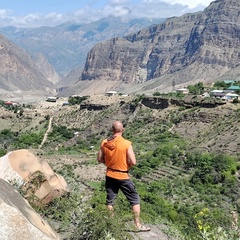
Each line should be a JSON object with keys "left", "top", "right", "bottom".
{"left": 0, "top": 178, "right": 59, "bottom": 240}
{"left": 0, "top": 149, "right": 69, "bottom": 205}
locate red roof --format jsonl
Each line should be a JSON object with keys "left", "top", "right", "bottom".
{"left": 4, "top": 101, "right": 13, "bottom": 105}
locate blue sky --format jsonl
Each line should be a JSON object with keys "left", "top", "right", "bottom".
{"left": 0, "top": 0, "right": 213, "bottom": 28}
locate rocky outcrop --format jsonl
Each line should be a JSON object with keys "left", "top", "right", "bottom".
{"left": 141, "top": 97, "right": 169, "bottom": 109}
{"left": 141, "top": 96, "right": 226, "bottom": 109}
{"left": 0, "top": 149, "right": 69, "bottom": 205}
{"left": 0, "top": 178, "right": 59, "bottom": 240}
{"left": 80, "top": 103, "right": 110, "bottom": 111}
{"left": 81, "top": 0, "right": 240, "bottom": 93}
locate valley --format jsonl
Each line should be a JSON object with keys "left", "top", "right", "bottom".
{"left": 0, "top": 93, "right": 240, "bottom": 239}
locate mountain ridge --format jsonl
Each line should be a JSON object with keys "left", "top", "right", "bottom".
{"left": 2, "top": 1, "right": 240, "bottom": 99}
{"left": 0, "top": 16, "right": 164, "bottom": 76}
{"left": 0, "top": 33, "right": 59, "bottom": 102}
{"left": 74, "top": 0, "right": 240, "bottom": 95}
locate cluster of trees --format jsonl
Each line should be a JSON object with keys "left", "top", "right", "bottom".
{"left": 68, "top": 95, "right": 89, "bottom": 105}
{"left": 0, "top": 129, "right": 44, "bottom": 153}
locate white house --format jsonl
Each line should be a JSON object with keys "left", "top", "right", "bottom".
{"left": 105, "top": 91, "right": 118, "bottom": 96}
{"left": 176, "top": 88, "right": 189, "bottom": 94}
{"left": 46, "top": 97, "right": 57, "bottom": 102}
{"left": 225, "top": 93, "right": 239, "bottom": 100}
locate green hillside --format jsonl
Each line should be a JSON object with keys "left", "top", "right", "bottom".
{"left": 0, "top": 93, "right": 240, "bottom": 239}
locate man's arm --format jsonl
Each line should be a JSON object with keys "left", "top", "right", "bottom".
{"left": 97, "top": 147, "right": 105, "bottom": 164}
{"left": 127, "top": 144, "right": 136, "bottom": 167}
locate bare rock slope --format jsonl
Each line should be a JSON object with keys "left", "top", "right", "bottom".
{"left": 0, "top": 34, "right": 59, "bottom": 101}
{"left": 79, "top": 0, "right": 240, "bottom": 95}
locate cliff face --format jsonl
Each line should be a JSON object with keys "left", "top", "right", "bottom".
{"left": 0, "top": 17, "right": 164, "bottom": 75}
{"left": 81, "top": 0, "right": 240, "bottom": 93}
{"left": 0, "top": 34, "right": 58, "bottom": 101}
{"left": 184, "top": 0, "right": 240, "bottom": 68}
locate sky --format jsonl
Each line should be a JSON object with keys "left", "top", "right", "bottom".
{"left": 0, "top": 0, "right": 214, "bottom": 28}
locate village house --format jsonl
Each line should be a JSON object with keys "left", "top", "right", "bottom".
{"left": 105, "top": 91, "right": 118, "bottom": 96}
{"left": 46, "top": 96, "right": 57, "bottom": 102}
{"left": 210, "top": 90, "right": 226, "bottom": 98}
{"left": 211, "top": 89, "right": 239, "bottom": 101}
{"left": 227, "top": 86, "right": 240, "bottom": 92}
{"left": 4, "top": 101, "right": 20, "bottom": 106}
{"left": 223, "top": 80, "right": 236, "bottom": 85}
{"left": 176, "top": 88, "right": 189, "bottom": 94}
{"left": 225, "top": 93, "right": 239, "bottom": 101}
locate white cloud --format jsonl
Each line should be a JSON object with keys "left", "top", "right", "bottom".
{"left": 109, "top": 0, "right": 130, "bottom": 5}
{"left": 163, "top": 0, "right": 212, "bottom": 9}
{"left": 0, "top": 1, "right": 212, "bottom": 28}
{"left": 0, "top": 9, "right": 12, "bottom": 18}
{"left": 133, "top": 1, "right": 186, "bottom": 18}
{"left": 103, "top": 5, "right": 131, "bottom": 16}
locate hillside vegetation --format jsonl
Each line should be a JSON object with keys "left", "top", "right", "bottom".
{"left": 0, "top": 93, "right": 240, "bottom": 239}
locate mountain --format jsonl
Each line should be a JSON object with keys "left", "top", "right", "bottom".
{"left": 0, "top": 34, "right": 59, "bottom": 102}
{"left": 0, "top": 16, "right": 164, "bottom": 76}
{"left": 2, "top": 0, "right": 240, "bottom": 98}
{"left": 75, "top": 0, "right": 240, "bottom": 95}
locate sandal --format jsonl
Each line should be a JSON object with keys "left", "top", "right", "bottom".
{"left": 136, "top": 225, "right": 151, "bottom": 232}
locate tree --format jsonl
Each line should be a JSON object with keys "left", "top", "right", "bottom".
{"left": 187, "top": 82, "right": 204, "bottom": 95}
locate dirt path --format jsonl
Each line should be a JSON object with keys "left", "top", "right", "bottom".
{"left": 39, "top": 117, "right": 53, "bottom": 149}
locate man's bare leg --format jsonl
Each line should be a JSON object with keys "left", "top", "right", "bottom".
{"left": 107, "top": 205, "right": 114, "bottom": 217}
{"left": 132, "top": 204, "right": 141, "bottom": 227}
{"left": 132, "top": 204, "right": 151, "bottom": 231}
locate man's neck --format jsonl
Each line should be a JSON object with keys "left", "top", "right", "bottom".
{"left": 113, "top": 132, "right": 122, "bottom": 137}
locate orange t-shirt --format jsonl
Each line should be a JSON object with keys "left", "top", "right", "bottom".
{"left": 101, "top": 136, "right": 131, "bottom": 180}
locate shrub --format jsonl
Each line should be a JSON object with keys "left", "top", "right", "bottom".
{"left": 14, "top": 132, "right": 43, "bottom": 148}
{"left": 68, "top": 95, "right": 89, "bottom": 105}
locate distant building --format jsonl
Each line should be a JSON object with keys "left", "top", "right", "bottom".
{"left": 105, "top": 91, "right": 117, "bottom": 96}
{"left": 46, "top": 97, "right": 57, "bottom": 102}
{"left": 176, "top": 88, "right": 189, "bottom": 94}
{"left": 211, "top": 90, "right": 224, "bottom": 93}
{"left": 211, "top": 90, "right": 226, "bottom": 98}
{"left": 4, "top": 101, "right": 13, "bottom": 106}
{"left": 70, "top": 95, "right": 80, "bottom": 98}
{"left": 4, "top": 101, "right": 19, "bottom": 106}
{"left": 62, "top": 102, "right": 69, "bottom": 106}
{"left": 225, "top": 93, "right": 239, "bottom": 100}
{"left": 223, "top": 80, "right": 236, "bottom": 85}
{"left": 227, "top": 86, "right": 240, "bottom": 91}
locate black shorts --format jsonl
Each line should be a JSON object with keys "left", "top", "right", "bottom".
{"left": 105, "top": 176, "right": 140, "bottom": 206}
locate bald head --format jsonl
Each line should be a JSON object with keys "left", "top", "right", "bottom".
{"left": 112, "top": 121, "right": 124, "bottom": 134}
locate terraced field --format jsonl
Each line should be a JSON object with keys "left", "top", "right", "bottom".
{"left": 141, "top": 164, "right": 190, "bottom": 183}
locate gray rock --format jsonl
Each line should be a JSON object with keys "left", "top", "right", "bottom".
{"left": 0, "top": 179, "right": 59, "bottom": 240}
{"left": 81, "top": 0, "right": 240, "bottom": 94}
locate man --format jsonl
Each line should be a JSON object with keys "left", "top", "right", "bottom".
{"left": 97, "top": 121, "right": 150, "bottom": 232}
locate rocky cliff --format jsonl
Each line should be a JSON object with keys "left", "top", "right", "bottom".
{"left": 0, "top": 17, "right": 163, "bottom": 75}
{"left": 0, "top": 34, "right": 59, "bottom": 102}
{"left": 81, "top": 0, "right": 240, "bottom": 94}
